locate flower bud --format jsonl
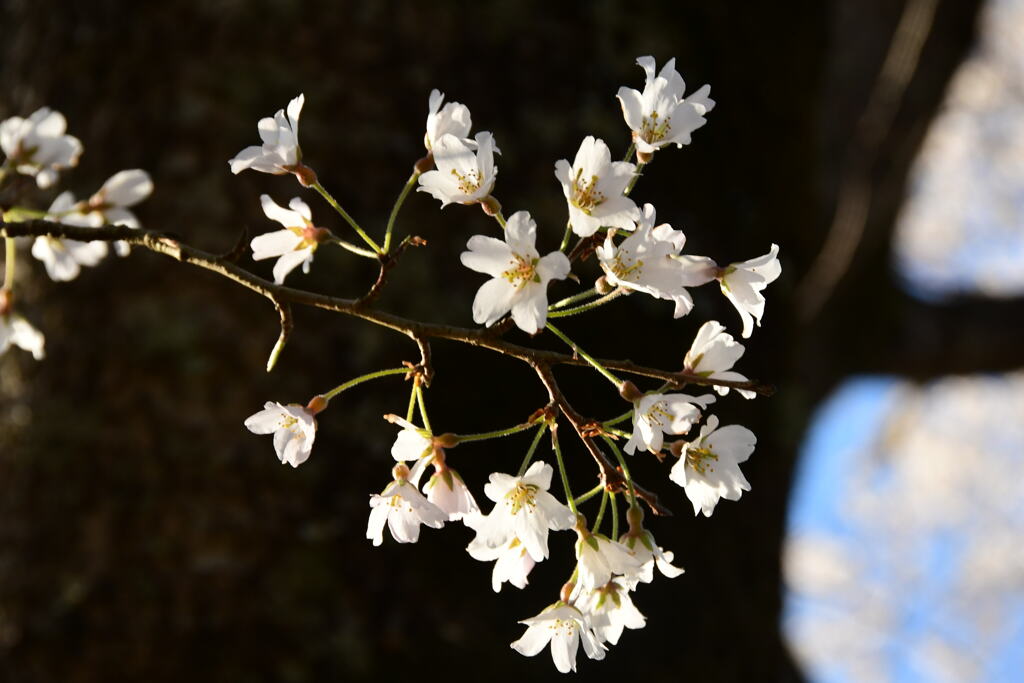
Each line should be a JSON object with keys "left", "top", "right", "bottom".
{"left": 392, "top": 462, "right": 411, "bottom": 481}
{"left": 618, "top": 380, "right": 643, "bottom": 403}
{"left": 413, "top": 153, "right": 434, "bottom": 175}
{"left": 595, "top": 275, "right": 616, "bottom": 295}
{"left": 305, "top": 395, "right": 329, "bottom": 415}
{"left": 480, "top": 195, "right": 502, "bottom": 216}
{"left": 291, "top": 164, "right": 318, "bottom": 188}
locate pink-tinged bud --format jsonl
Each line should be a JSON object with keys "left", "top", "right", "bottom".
{"left": 413, "top": 153, "right": 434, "bottom": 175}
{"left": 392, "top": 462, "right": 411, "bottom": 481}
{"left": 291, "top": 164, "right": 318, "bottom": 188}
{"left": 480, "top": 195, "right": 502, "bottom": 216}
{"left": 560, "top": 580, "right": 576, "bottom": 604}
{"left": 0, "top": 288, "right": 11, "bottom": 316}
{"left": 626, "top": 504, "right": 645, "bottom": 533}
{"left": 595, "top": 275, "right": 615, "bottom": 295}
{"left": 305, "top": 395, "right": 329, "bottom": 415}
{"left": 434, "top": 433, "right": 458, "bottom": 449}
{"left": 618, "top": 380, "right": 643, "bottom": 403}
{"left": 637, "top": 150, "right": 654, "bottom": 164}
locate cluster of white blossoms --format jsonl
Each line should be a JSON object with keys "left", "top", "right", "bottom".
{"left": 0, "top": 55, "right": 780, "bottom": 674}
{"left": 231, "top": 55, "right": 780, "bottom": 673}
{"left": 0, "top": 108, "right": 154, "bottom": 360}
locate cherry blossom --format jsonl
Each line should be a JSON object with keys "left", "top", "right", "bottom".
{"left": 595, "top": 203, "right": 707, "bottom": 317}
{"left": 573, "top": 532, "right": 644, "bottom": 596}
{"left": 670, "top": 415, "right": 756, "bottom": 516}
{"left": 366, "top": 463, "right": 447, "bottom": 546}
{"left": 243, "top": 401, "right": 317, "bottom": 467}
{"left": 424, "top": 89, "right": 472, "bottom": 151}
{"left": 423, "top": 466, "right": 479, "bottom": 521}
{"left": 616, "top": 56, "right": 715, "bottom": 156}
{"left": 250, "top": 194, "right": 329, "bottom": 284}
{"left": 388, "top": 417, "right": 433, "bottom": 462}
{"left": 0, "top": 107, "right": 82, "bottom": 188}
{"left": 0, "top": 310, "right": 45, "bottom": 360}
{"left": 417, "top": 132, "right": 497, "bottom": 207}
{"left": 577, "top": 578, "right": 646, "bottom": 646}
{"left": 554, "top": 136, "right": 639, "bottom": 237}
{"left": 684, "top": 320, "right": 755, "bottom": 398}
{"left": 675, "top": 244, "right": 782, "bottom": 338}
{"left": 624, "top": 392, "right": 715, "bottom": 455}
{"left": 510, "top": 603, "right": 606, "bottom": 673}
{"left": 228, "top": 94, "right": 305, "bottom": 176}
{"left": 618, "top": 528, "right": 685, "bottom": 587}
{"left": 465, "top": 461, "right": 576, "bottom": 563}
{"left": 72, "top": 169, "right": 154, "bottom": 256}
{"left": 460, "top": 210, "right": 570, "bottom": 334}
{"left": 31, "top": 192, "right": 109, "bottom": 282}
{"left": 467, "top": 536, "right": 536, "bottom": 592}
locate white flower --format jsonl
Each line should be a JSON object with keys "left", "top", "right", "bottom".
{"left": 577, "top": 578, "right": 646, "bottom": 646}
{"left": 465, "top": 461, "right": 576, "bottom": 563}
{"left": 669, "top": 414, "right": 756, "bottom": 516}
{"left": 424, "top": 89, "right": 472, "bottom": 151}
{"left": 417, "top": 132, "right": 497, "bottom": 206}
{"left": 674, "top": 245, "right": 782, "bottom": 339}
{"left": 467, "top": 536, "right": 536, "bottom": 592}
{"left": 510, "top": 603, "right": 605, "bottom": 673}
{"left": 0, "top": 311, "right": 45, "bottom": 360}
{"left": 616, "top": 56, "right": 715, "bottom": 155}
{"left": 684, "top": 320, "right": 755, "bottom": 399}
{"left": 31, "top": 192, "right": 109, "bottom": 282}
{"left": 228, "top": 94, "right": 304, "bottom": 175}
{"left": 624, "top": 391, "right": 715, "bottom": 455}
{"left": 75, "top": 170, "right": 154, "bottom": 256}
{"left": 389, "top": 420, "right": 433, "bottom": 462}
{"left": 424, "top": 467, "right": 480, "bottom": 521}
{"left": 243, "top": 401, "right": 317, "bottom": 467}
{"left": 619, "top": 528, "right": 684, "bottom": 587}
{"left": 366, "top": 466, "right": 447, "bottom": 546}
{"left": 595, "top": 203, "right": 707, "bottom": 317}
{"left": 0, "top": 107, "right": 82, "bottom": 188}
{"left": 460, "top": 210, "right": 570, "bottom": 334}
{"left": 573, "top": 532, "right": 644, "bottom": 596}
{"left": 251, "top": 194, "right": 328, "bottom": 284}
{"left": 719, "top": 244, "right": 781, "bottom": 339}
{"left": 554, "top": 136, "right": 639, "bottom": 237}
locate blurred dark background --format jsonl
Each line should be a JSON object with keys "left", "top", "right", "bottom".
{"left": 1, "top": 0, "right": 1008, "bottom": 680}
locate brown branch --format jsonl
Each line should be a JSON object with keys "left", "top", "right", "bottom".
{"left": 0, "top": 219, "right": 773, "bottom": 397}
{"left": 356, "top": 234, "right": 426, "bottom": 307}
{"left": 532, "top": 361, "right": 673, "bottom": 516}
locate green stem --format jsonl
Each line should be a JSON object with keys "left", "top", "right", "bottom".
{"left": 623, "top": 143, "right": 636, "bottom": 163}
{"left": 405, "top": 382, "right": 417, "bottom": 422}
{"left": 624, "top": 162, "right": 645, "bottom": 197}
{"left": 454, "top": 421, "right": 537, "bottom": 444}
{"left": 549, "top": 287, "right": 598, "bottom": 310}
{"left": 610, "top": 491, "right": 619, "bottom": 540}
{"left": 493, "top": 212, "right": 506, "bottom": 229}
{"left": 415, "top": 384, "right": 432, "bottom": 434}
{"left": 601, "top": 435, "right": 637, "bottom": 507}
{"left": 592, "top": 489, "right": 609, "bottom": 534}
{"left": 323, "top": 366, "right": 407, "bottom": 401}
{"left": 604, "top": 427, "right": 632, "bottom": 440}
{"left": 383, "top": 172, "right": 419, "bottom": 254}
{"left": 327, "top": 236, "right": 378, "bottom": 259}
{"left": 573, "top": 483, "right": 604, "bottom": 507}
{"left": 545, "top": 322, "right": 622, "bottom": 387}
{"left": 551, "top": 424, "right": 577, "bottom": 515}
{"left": 311, "top": 182, "right": 382, "bottom": 253}
{"left": 603, "top": 408, "right": 633, "bottom": 428}
{"left": 547, "top": 289, "right": 623, "bottom": 318}
{"left": 4, "top": 236, "right": 15, "bottom": 290}
{"left": 558, "top": 222, "right": 573, "bottom": 252}
{"left": 517, "top": 423, "right": 548, "bottom": 477}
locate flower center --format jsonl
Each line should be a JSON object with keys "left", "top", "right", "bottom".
{"left": 504, "top": 482, "right": 539, "bottom": 515}
{"left": 686, "top": 446, "right": 719, "bottom": 475}
{"left": 643, "top": 401, "right": 674, "bottom": 428}
{"left": 549, "top": 618, "right": 577, "bottom": 637}
{"left": 639, "top": 111, "right": 672, "bottom": 145}
{"left": 279, "top": 415, "right": 300, "bottom": 433}
{"left": 450, "top": 167, "right": 483, "bottom": 196}
{"left": 570, "top": 168, "right": 605, "bottom": 214}
{"left": 502, "top": 253, "right": 540, "bottom": 289}
{"left": 607, "top": 253, "right": 644, "bottom": 281}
